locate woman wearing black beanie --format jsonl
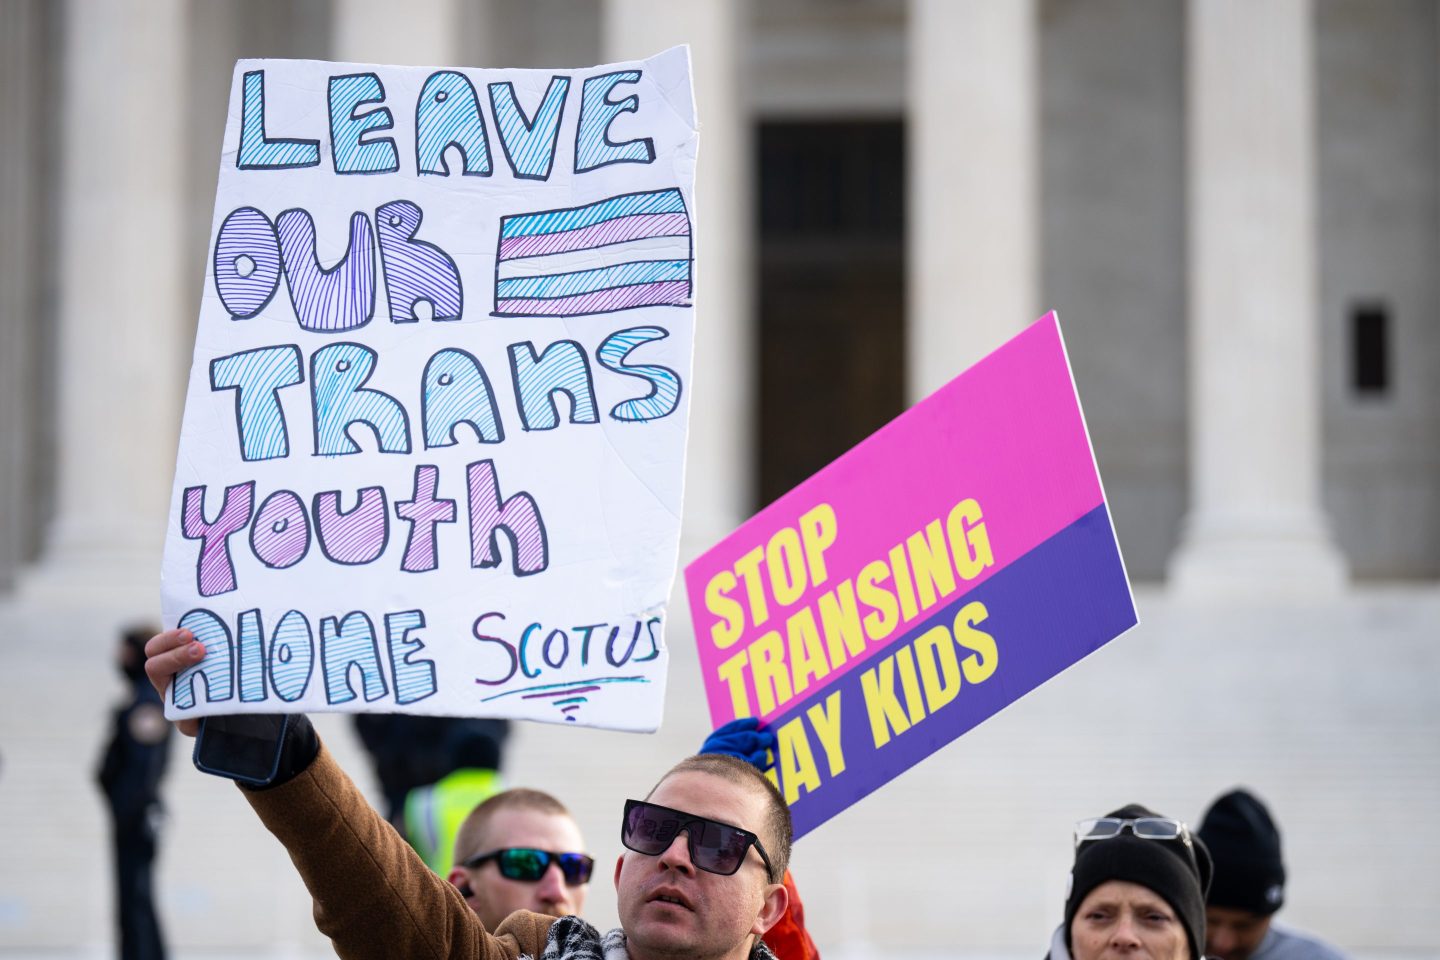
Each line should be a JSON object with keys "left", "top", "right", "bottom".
{"left": 1046, "top": 804, "right": 1214, "bottom": 960}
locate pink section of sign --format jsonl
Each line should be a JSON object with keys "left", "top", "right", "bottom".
{"left": 684, "top": 313, "right": 1108, "bottom": 726}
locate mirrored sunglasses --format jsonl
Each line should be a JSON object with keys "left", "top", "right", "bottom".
{"left": 621, "top": 799, "right": 775, "bottom": 882}
{"left": 460, "top": 847, "right": 595, "bottom": 886}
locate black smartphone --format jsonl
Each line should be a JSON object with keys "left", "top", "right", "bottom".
{"left": 193, "top": 713, "right": 291, "bottom": 787}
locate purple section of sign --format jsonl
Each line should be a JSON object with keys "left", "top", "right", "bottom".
{"left": 773, "top": 502, "right": 1135, "bottom": 840}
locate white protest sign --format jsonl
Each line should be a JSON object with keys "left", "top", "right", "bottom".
{"left": 161, "top": 48, "right": 696, "bottom": 732}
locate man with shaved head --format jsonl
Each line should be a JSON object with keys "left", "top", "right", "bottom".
{"left": 447, "top": 788, "right": 592, "bottom": 931}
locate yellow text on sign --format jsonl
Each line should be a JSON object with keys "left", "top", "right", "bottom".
{"left": 765, "top": 692, "right": 846, "bottom": 805}
{"left": 712, "top": 498, "right": 994, "bottom": 719}
{"left": 860, "top": 600, "right": 998, "bottom": 748}
{"left": 704, "top": 503, "right": 838, "bottom": 648}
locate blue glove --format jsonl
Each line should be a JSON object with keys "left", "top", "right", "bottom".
{"left": 699, "top": 717, "right": 775, "bottom": 771}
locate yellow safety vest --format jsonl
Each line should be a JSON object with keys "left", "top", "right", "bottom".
{"left": 403, "top": 767, "right": 503, "bottom": 874}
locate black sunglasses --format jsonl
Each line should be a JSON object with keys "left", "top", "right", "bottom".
{"left": 460, "top": 847, "right": 595, "bottom": 886}
{"left": 621, "top": 799, "right": 775, "bottom": 882}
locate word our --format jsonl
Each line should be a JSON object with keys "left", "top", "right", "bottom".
{"left": 214, "top": 200, "right": 467, "bottom": 330}
{"left": 704, "top": 498, "right": 995, "bottom": 718}
{"left": 238, "top": 67, "right": 657, "bottom": 178}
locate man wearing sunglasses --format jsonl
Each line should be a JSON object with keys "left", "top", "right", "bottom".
{"left": 616, "top": 753, "right": 790, "bottom": 960}
{"left": 441, "top": 722, "right": 814, "bottom": 960}
{"left": 144, "top": 627, "right": 793, "bottom": 960}
{"left": 447, "top": 789, "right": 594, "bottom": 931}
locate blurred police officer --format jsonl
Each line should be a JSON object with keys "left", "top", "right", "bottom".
{"left": 96, "top": 625, "right": 172, "bottom": 960}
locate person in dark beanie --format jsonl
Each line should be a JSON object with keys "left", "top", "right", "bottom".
{"left": 1046, "top": 804, "right": 1211, "bottom": 960}
{"left": 1199, "top": 789, "right": 1348, "bottom": 960}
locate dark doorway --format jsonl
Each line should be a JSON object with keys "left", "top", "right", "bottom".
{"left": 756, "top": 120, "right": 906, "bottom": 508}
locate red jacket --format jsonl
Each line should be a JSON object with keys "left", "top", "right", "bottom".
{"left": 764, "top": 870, "right": 821, "bottom": 960}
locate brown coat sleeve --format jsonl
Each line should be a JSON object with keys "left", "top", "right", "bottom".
{"left": 242, "top": 742, "right": 556, "bottom": 960}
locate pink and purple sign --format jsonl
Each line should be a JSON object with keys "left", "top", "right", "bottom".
{"left": 684, "top": 313, "right": 1137, "bottom": 838}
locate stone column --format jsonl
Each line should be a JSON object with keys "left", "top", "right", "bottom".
{"left": 603, "top": 0, "right": 753, "bottom": 553}
{"left": 331, "top": 0, "right": 470, "bottom": 65}
{"left": 1169, "top": 0, "right": 1347, "bottom": 596}
{"left": 906, "top": 0, "right": 1039, "bottom": 401}
{"left": 0, "top": 0, "right": 46, "bottom": 592}
{"left": 27, "top": 0, "right": 189, "bottom": 604}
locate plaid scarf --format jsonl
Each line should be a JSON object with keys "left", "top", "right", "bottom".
{"left": 538, "top": 916, "right": 780, "bottom": 960}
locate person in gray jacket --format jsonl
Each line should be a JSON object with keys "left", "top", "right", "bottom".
{"left": 1198, "top": 789, "right": 1348, "bottom": 960}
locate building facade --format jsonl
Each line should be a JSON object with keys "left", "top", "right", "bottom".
{"left": 0, "top": 2, "right": 1436, "bottom": 958}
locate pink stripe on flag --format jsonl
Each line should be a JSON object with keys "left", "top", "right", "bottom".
{"left": 496, "top": 279, "right": 690, "bottom": 317}
{"left": 499, "top": 213, "right": 691, "bottom": 261}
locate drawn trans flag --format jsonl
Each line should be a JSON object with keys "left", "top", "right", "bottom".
{"left": 493, "top": 187, "right": 692, "bottom": 317}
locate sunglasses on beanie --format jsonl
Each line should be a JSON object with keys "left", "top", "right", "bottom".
{"left": 460, "top": 847, "right": 596, "bottom": 886}
{"left": 1074, "top": 816, "right": 1193, "bottom": 849}
{"left": 621, "top": 799, "right": 776, "bottom": 882}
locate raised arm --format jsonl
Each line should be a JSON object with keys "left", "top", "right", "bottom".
{"left": 142, "top": 629, "right": 554, "bottom": 960}
{"left": 243, "top": 741, "right": 530, "bottom": 960}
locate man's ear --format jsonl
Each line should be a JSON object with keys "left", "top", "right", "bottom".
{"left": 614, "top": 854, "right": 626, "bottom": 892}
{"left": 750, "top": 878, "right": 790, "bottom": 937}
{"left": 446, "top": 869, "right": 475, "bottom": 903}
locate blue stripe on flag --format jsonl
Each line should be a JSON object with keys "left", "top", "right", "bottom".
{"left": 500, "top": 189, "right": 686, "bottom": 240}
{"left": 496, "top": 259, "right": 691, "bottom": 300}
